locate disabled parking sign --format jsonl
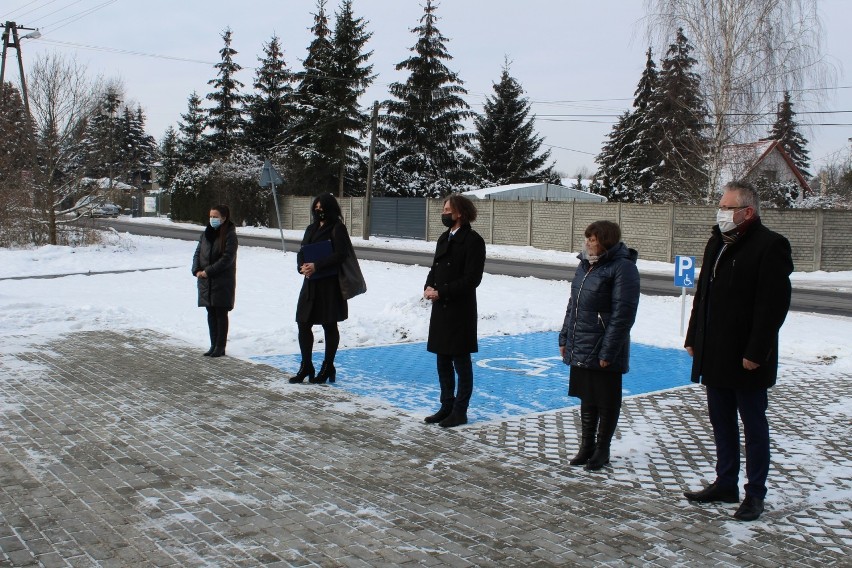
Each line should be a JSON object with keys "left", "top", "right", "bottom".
{"left": 674, "top": 256, "right": 695, "bottom": 288}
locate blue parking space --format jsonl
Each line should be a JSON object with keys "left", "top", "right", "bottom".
{"left": 253, "top": 332, "right": 693, "bottom": 424}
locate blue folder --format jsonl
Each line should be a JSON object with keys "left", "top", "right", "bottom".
{"left": 300, "top": 240, "right": 338, "bottom": 280}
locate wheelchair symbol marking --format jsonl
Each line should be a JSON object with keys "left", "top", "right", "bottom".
{"left": 476, "top": 356, "right": 563, "bottom": 377}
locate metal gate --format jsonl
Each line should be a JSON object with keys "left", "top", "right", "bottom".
{"left": 370, "top": 197, "right": 426, "bottom": 240}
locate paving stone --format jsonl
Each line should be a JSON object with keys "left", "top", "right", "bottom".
{"left": 0, "top": 330, "right": 849, "bottom": 566}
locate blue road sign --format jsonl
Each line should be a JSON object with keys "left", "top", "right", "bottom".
{"left": 674, "top": 255, "right": 696, "bottom": 288}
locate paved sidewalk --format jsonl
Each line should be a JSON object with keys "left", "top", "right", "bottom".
{"left": 0, "top": 330, "right": 849, "bottom": 567}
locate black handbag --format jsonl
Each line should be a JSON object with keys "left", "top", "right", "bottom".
{"left": 335, "top": 226, "right": 367, "bottom": 299}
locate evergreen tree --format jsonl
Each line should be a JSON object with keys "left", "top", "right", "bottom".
{"left": 470, "top": 61, "right": 554, "bottom": 186}
{"left": 243, "top": 35, "right": 294, "bottom": 157}
{"left": 177, "top": 92, "right": 208, "bottom": 165}
{"left": 377, "top": 0, "right": 475, "bottom": 197}
{"left": 329, "top": 0, "right": 374, "bottom": 196}
{"left": 596, "top": 48, "right": 659, "bottom": 202}
{"left": 158, "top": 126, "right": 180, "bottom": 190}
{"left": 206, "top": 27, "right": 245, "bottom": 155}
{"left": 81, "top": 87, "right": 123, "bottom": 182}
{"left": 287, "top": 0, "right": 339, "bottom": 195}
{"left": 120, "top": 106, "right": 158, "bottom": 185}
{"left": 767, "top": 90, "right": 810, "bottom": 178}
{"left": 646, "top": 28, "right": 710, "bottom": 203}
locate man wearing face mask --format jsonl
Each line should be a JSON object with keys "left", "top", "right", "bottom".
{"left": 683, "top": 180, "right": 793, "bottom": 522}
{"left": 423, "top": 194, "right": 486, "bottom": 428}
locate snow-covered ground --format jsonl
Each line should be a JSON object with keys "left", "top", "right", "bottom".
{"left": 1, "top": 223, "right": 850, "bottom": 372}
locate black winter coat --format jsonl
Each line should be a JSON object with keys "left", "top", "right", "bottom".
{"left": 295, "top": 220, "right": 350, "bottom": 324}
{"left": 425, "top": 224, "right": 486, "bottom": 355}
{"left": 685, "top": 219, "right": 792, "bottom": 389}
{"left": 192, "top": 222, "right": 238, "bottom": 309}
{"left": 559, "top": 242, "right": 640, "bottom": 373}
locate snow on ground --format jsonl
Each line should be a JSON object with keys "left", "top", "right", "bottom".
{"left": 1, "top": 225, "right": 850, "bottom": 373}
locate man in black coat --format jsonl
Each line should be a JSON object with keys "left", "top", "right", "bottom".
{"left": 423, "top": 195, "right": 486, "bottom": 428}
{"left": 684, "top": 181, "right": 793, "bottom": 522}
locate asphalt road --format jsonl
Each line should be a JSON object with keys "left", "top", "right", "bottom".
{"left": 94, "top": 217, "right": 851, "bottom": 317}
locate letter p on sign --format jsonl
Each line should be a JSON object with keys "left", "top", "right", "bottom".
{"left": 674, "top": 256, "right": 695, "bottom": 288}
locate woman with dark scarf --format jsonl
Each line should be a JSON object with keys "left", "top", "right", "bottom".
{"left": 559, "top": 221, "right": 640, "bottom": 470}
{"left": 192, "top": 204, "right": 238, "bottom": 357}
{"left": 289, "top": 193, "right": 353, "bottom": 385}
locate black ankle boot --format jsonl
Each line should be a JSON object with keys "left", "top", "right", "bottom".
{"left": 210, "top": 346, "right": 226, "bottom": 358}
{"left": 424, "top": 404, "right": 453, "bottom": 424}
{"left": 203, "top": 346, "right": 215, "bottom": 356}
{"left": 570, "top": 406, "right": 598, "bottom": 466}
{"left": 288, "top": 362, "right": 315, "bottom": 384}
{"left": 310, "top": 361, "right": 336, "bottom": 384}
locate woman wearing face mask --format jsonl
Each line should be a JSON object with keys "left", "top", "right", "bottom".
{"left": 558, "top": 221, "right": 640, "bottom": 471}
{"left": 289, "top": 193, "right": 353, "bottom": 385}
{"left": 192, "top": 204, "right": 238, "bottom": 357}
{"left": 422, "top": 194, "right": 486, "bottom": 428}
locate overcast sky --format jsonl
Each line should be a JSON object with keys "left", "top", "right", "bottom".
{"left": 3, "top": 0, "right": 851, "bottom": 177}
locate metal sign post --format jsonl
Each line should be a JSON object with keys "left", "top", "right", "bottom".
{"left": 259, "top": 159, "right": 286, "bottom": 253}
{"left": 674, "top": 255, "right": 696, "bottom": 335}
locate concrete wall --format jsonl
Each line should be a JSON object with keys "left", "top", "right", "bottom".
{"left": 275, "top": 196, "right": 852, "bottom": 272}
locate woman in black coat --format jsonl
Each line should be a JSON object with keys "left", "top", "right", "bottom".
{"left": 192, "top": 204, "right": 238, "bottom": 357}
{"left": 559, "top": 220, "right": 640, "bottom": 470}
{"left": 422, "top": 194, "right": 486, "bottom": 428}
{"left": 289, "top": 193, "right": 353, "bottom": 385}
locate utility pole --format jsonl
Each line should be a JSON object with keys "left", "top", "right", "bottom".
{"left": 1, "top": 21, "right": 40, "bottom": 115}
{"left": 362, "top": 101, "right": 379, "bottom": 241}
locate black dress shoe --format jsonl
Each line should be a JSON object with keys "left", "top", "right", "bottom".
{"left": 733, "top": 496, "right": 765, "bottom": 521}
{"left": 684, "top": 482, "right": 739, "bottom": 504}
{"left": 438, "top": 412, "right": 467, "bottom": 428}
{"left": 424, "top": 406, "right": 452, "bottom": 424}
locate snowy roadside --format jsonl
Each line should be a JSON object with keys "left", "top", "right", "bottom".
{"left": 1, "top": 231, "right": 850, "bottom": 374}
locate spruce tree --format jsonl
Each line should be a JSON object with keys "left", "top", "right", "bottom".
{"left": 377, "top": 0, "right": 474, "bottom": 197}
{"left": 81, "top": 87, "right": 123, "bottom": 182}
{"left": 120, "top": 106, "right": 158, "bottom": 185}
{"left": 243, "top": 35, "right": 293, "bottom": 157}
{"left": 470, "top": 61, "right": 554, "bottom": 186}
{"left": 206, "top": 27, "right": 244, "bottom": 156}
{"left": 329, "top": 0, "right": 374, "bottom": 196}
{"left": 288, "top": 0, "right": 339, "bottom": 195}
{"left": 177, "top": 92, "right": 207, "bottom": 165}
{"left": 768, "top": 90, "right": 810, "bottom": 178}
{"left": 596, "top": 48, "right": 659, "bottom": 202}
{"left": 158, "top": 126, "right": 180, "bottom": 190}
{"left": 647, "top": 28, "right": 710, "bottom": 203}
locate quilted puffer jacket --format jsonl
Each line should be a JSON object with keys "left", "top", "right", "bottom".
{"left": 558, "top": 242, "right": 640, "bottom": 373}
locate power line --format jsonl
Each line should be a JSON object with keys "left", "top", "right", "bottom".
{"left": 2, "top": 0, "right": 61, "bottom": 21}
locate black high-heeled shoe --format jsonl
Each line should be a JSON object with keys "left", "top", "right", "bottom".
{"left": 288, "top": 362, "right": 315, "bottom": 384}
{"left": 310, "top": 361, "right": 336, "bottom": 384}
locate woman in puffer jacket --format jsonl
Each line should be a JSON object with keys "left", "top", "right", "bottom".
{"left": 192, "top": 204, "right": 238, "bottom": 357}
{"left": 559, "top": 220, "right": 640, "bottom": 471}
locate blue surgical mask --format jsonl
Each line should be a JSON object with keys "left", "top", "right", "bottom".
{"left": 210, "top": 217, "right": 222, "bottom": 229}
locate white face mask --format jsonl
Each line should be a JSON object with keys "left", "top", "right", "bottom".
{"left": 210, "top": 217, "right": 222, "bottom": 229}
{"left": 716, "top": 209, "right": 738, "bottom": 233}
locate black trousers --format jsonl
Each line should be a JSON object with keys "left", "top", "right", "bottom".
{"left": 206, "top": 307, "right": 229, "bottom": 349}
{"left": 706, "top": 385, "right": 770, "bottom": 499}
{"left": 297, "top": 322, "right": 340, "bottom": 365}
{"left": 436, "top": 354, "right": 473, "bottom": 414}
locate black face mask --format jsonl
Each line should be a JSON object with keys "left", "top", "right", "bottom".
{"left": 441, "top": 213, "right": 455, "bottom": 228}
{"left": 313, "top": 210, "right": 326, "bottom": 222}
